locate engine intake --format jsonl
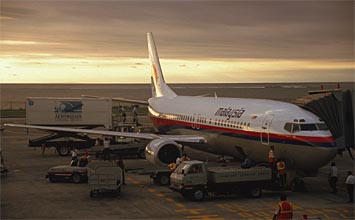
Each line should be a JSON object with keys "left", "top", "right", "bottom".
{"left": 145, "top": 139, "right": 182, "bottom": 166}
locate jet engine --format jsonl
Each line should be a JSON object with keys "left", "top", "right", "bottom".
{"left": 145, "top": 139, "right": 182, "bottom": 166}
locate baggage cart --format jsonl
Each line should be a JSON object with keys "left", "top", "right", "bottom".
{"left": 87, "top": 161, "right": 122, "bottom": 197}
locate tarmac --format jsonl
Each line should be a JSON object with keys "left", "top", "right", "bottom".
{"left": 1, "top": 118, "right": 354, "bottom": 220}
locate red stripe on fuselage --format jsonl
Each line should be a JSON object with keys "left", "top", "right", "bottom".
{"left": 150, "top": 116, "right": 334, "bottom": 144}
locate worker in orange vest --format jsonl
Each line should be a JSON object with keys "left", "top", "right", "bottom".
{"left": 268, "top": 145, "right": 275, "bottom": 165}
{"left": 277, "top": 159, "right": 287, "bottom": 188}
{"left": 273, "top": 194, "right": 293, "bottom": 220}
{"left": 269, "top": 145, "right": 277, "bottom": 182}
{"left": 168, "top": 163, "right": 176, "bottom": 173}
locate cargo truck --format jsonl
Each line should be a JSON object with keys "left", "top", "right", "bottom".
{"left": 25, "top": 97, "right": 112, "bottom": 155}
{"left": 169, "top": 160, "right": 271, "bottom": 201}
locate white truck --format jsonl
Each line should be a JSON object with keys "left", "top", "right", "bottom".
{"left": 26, "top": 97, "right": 112, "bottom": 128}
{"left": 169, "top": 160, "right": 271, "bottom": 201}
{"left": 25, "top": 97, "right": 112, "bottom": 155}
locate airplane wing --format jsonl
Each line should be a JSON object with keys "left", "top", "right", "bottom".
{"left": 5, "top": 124, "right": 206, "bottom": 144}
{"left": 81, "top": 95, "right": 148, "bottom": 105}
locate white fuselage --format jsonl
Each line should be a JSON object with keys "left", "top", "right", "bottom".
{"left": 148, "top": 95, "right": 336, "bottom": 173}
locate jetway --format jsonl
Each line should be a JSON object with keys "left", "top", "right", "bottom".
{"left": 293, "top": 89, "right": 354, "bottom": 155}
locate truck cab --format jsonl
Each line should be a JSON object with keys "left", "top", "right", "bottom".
{"left": 170, "top": 160, "right": 208, "bottom": 200}
{"left": 172, "top": 160, "right": 207, "bottom": 186}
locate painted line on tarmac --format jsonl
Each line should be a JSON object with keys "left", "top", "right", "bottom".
{"left": 147, "top": 188, "right": 157, "bottom": 193}
{"left": 165, "top": 198, "right": 174, "bottom": 203}
{"left": 186, "top": 214, "right": 225, "bottom": 220}
{"left": 155, "top": 193, "right": 165, "bottom": 198}
{"left": 175, "top": 208, "right": 205, "bottom": 215}
{"left": 175, "top": 203, "right": 185, "bottom": 208}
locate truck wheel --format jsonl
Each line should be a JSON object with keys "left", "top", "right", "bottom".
{"left": 72, "top": 173, "right": 81, "bottom": 183}
{"left": 48, "top": 175, "right": 57, "bottom": 183}
{"left": 154, "top": 174, "right": 170, "bottom": 186}
{"left": 250, "top": 187, "right": 262, "bottom": 198}
{"left": 192, "top": 189, "right": 205, "bottom": 201}
{"left": 57, "top": 146, "right": 70, "bottom": 156}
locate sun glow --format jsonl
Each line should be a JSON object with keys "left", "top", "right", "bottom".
{"left": 1, "top": 55, "right": 353, "bottom": 83}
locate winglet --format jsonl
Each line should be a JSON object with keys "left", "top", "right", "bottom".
{"left": 147, "top": 32, "right": 176, "bottom": 98}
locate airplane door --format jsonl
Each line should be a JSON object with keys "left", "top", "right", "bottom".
{"left": 191, "top": 113, "right": 196, "bottom": 129}
{"left": 260, "top": 114, "right": 274, "bottom": 145}
{"left": 191, "top": 113, "right": 200, "bottom": 130}
{"left": 196, "top": 114, "right": 201, "bottom": 130}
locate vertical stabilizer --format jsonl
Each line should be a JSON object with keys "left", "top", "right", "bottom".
{"left": 147, "top": 32, "right": 176, "bottom": 98}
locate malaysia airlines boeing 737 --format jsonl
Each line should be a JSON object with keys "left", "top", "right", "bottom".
{"left": 6, "top": 33, "right": 336, "bottom": 178}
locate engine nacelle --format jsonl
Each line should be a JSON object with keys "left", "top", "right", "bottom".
{"left": 145, "top": 139, "right": 182, "bottom": 166}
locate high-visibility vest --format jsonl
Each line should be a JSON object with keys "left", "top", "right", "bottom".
{"left": 277, "top": 161, "right": 286, "bottom": 175}
{"left": 268, "top": 150, "right": 275, "bottom": 163}
{"left": 169, "top": 163, "right": 176, "bottom": 172}
{"left": 277, "top": 201, "right": 293, "bottom": 220}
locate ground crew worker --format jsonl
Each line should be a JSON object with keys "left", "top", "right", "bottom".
{"left": 181, "top": 153, "right": 191, "bottom": 161}
{"left": 328, "top": 162, "right": 338, "bottom": 193}
{"left": 169, "top": 162, "right": 176, "bottom": 173}
{"left": 116, "top": 158, "right": 126, "bottom": 185}
{"left": 273, "top": 194, "right": 293, "bottom": 220}
{"left": 41, "top": 144, "right": 46, "bottom": 157}
{"left": 345, "top": 171, "right": 354, "bottom": 203}
{"left": 277, "top": 159, "right": 286, "bottom": 188}
{"left": 269, "top": 145, "right": 277, "bottom": 182}
{"left": 268, "top": 145, "right": 275, "bottom": 168}
{"left": 103, "top": 138, "right": 111, "bottom": 161}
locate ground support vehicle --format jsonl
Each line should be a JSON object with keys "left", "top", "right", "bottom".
{"left": 127, "top": 165, "right": 171, "bottom": 186}
{"left": 169, "top": 160, "right": 271, "bottom": 201}
{"left": 87, "top": 161, "right": 122, "bottom": 197}
{"left": 90, "top": 138, "right": 148, "bottom": 160}
{"left": 46, "top": 165, "right": 88, "bottom": 183}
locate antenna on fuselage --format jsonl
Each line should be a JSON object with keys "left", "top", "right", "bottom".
{"left": 214, "top": 92, "right": 218, "bottom": 99}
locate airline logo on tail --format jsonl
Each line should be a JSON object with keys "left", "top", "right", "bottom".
{"left": 152, "top": 64, "right": 159, "bottom": 86}
{"left": 147, "top": 32, "right": 176, "bottom": 98}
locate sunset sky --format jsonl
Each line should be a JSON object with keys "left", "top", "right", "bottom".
{"left": 1, "top": 0, "right": 354, "bottom": 83}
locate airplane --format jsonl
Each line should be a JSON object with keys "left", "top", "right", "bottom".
{"left": 6, "top": 32, "right": 336, "bottom": 181}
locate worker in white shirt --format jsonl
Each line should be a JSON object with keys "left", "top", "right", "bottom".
{"left": 103, "top": 138, "right": 111, "bottom": 161}
{"left": 328, "top": 162, "right": 338, "bottom": 193}
{"left": 345, "top": 171, "right": 355, "bottom": 203}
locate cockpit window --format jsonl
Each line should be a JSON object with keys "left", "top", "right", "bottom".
{"left": 300, "top": 124, "right": 317, "bottom": 131}
{"left": 284, "top": 122, "right": 328, "bottom": 133}
{"left": 284, "top": 123, "right": 292, "bottom": 132}
{"left": 292, "top": 124, "right": 300, "bottom": 132}
{"left": 317, "top": 123, "right": 328, "bottom": 130}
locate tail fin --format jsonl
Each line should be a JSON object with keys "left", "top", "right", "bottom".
{"left": 147, "top": 32, "right": 176, "bottom": 98}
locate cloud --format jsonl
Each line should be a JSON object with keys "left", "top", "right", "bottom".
{"left": 1, "top": 0, "right": 353, "bottom": 83}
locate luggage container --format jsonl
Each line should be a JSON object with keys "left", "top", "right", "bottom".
{"left": 87, "top": 161, "right": 122, "bottom": 197}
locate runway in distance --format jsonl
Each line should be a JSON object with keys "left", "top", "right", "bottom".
{"left": 6, "top": 33, "right": 337, "bottom": 178}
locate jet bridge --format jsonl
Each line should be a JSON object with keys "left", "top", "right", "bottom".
{"left": 292, "top": 89, "right": 354, "bottom": 155}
